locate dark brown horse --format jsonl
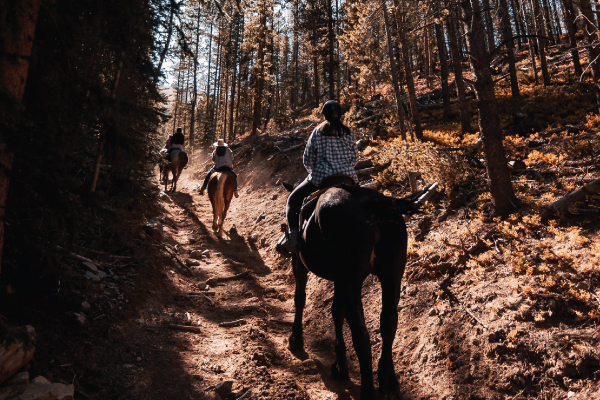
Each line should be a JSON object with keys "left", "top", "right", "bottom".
{"left": 207, "top": 170, "right": 236, "bottom": 235}
{"left": 283, "top": 183, "right": 436, "bottom": 400}
{"left": 162, "top": 150, "right": 188, "bottom": 192}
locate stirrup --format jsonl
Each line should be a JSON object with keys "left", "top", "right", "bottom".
{"left": 276, "top": 225, "right": 298, "bottom": 256}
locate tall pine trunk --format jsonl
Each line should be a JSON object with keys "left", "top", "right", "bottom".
{"left": 461, "top": 0, "right": 517, "bottom": 217}
{"left": 561, "top": 0, "right": 583, "bottom": 75}
{"left": 482, "top": 0, "right": 496, "bottom": 53}
{"left": 532, "top": 0, "right": 551, "bottom": 86}
{"left": 252, "top": 5, "right": 267, "bottom": 135}
{"left": 394, "top": 0, "right": 423, "bottom": 139}
{"left": 499, "top": 0, "right": 520, "bottom": 96}
{"left": 435, "top": 21, "right": 452, "bottom": 118}
{"left": 446, "top": 6, "right": 473, "bottom": 133}
{"left": 578, "top": 0, "right": 600, "bottom": 112}
{"left": 383, "top": 4, "right": 406, "bottom": 140}
{"left": 0, "top": 0, "right": 42, "bottom": 275}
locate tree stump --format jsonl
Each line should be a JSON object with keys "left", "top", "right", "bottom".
{"left": 0, "top": 325, "right": 36, "bottom": 384}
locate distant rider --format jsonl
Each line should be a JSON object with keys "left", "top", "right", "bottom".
{"left": 198, "top": 138, "right": 239, "bottom": 198}
{"left": 280, "top": 100, "right": 358, "bottom": 253}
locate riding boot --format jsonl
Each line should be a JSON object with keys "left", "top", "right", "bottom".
{"left": 199, "top": 168, "right": 214, "bottom": 195}
{"left": 280, "top": 228, "right": 299, "bottom": 253}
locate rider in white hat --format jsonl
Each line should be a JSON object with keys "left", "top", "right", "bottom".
{"left": 199, "top": 139, "right": 239, "bottom": 197}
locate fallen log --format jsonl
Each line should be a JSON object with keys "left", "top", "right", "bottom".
{"left": 541, "top": 178, "right": 600, "bottom": 220}
{"left": 0, "top": 325, "right": 36, "bottom": 384}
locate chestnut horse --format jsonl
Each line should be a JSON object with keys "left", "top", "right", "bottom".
{"left": 283, "top": 183, "right": 436, "bottom": 400}
{"left": 162, "top": 150, "right": 188, "bottom": 192}
{"left": 207, "top": 170, "right": 236, "bottom": 235}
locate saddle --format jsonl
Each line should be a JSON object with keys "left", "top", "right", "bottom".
{"left": 299, "top": 175, "right": 356, "bottom": 229}
{"left": 276, "top": 175, "right": 356, "bottom": 257}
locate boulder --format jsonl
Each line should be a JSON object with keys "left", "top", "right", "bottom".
{"left": 143, "top": 219, "right": 164, "bottom": 242}
{"left": 0, "top": 376, "right": 74, "bottom": 400}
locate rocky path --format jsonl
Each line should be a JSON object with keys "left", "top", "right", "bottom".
{"left": 120, "top": 172, "right": 361, "bottom": 400}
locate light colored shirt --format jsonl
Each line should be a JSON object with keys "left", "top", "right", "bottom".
{"left": 213, "top": 147, "right": 233, "bottom": 169}
{"left": 303, "top": 123, "right": 358, "bottom": 186}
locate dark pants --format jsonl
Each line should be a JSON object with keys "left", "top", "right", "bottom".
{"left": 286, "top": 178, "right": 317, "bottom": 232}
{"left": 201, "top": 166, "right": 238, "bottom": 190}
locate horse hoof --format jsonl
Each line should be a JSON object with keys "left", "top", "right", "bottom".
{"left": 288, "top": 334, "right": 303, "bottom": 351}
{"left": 331, "top": 362, "right": 349, "bottom": 381}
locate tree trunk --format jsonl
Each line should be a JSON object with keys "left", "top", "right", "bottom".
{"left": 578, "top": 0, "right": 600, "bottom": 112}
{"left": 446, "top": 6, "right": 473, "bottom": 133}
{"left": 0, "top": 0, "right": 42, "bottom": 275}
{"left": 435, "top": 21, "right": 452, "bottom": 118}
{"left": 461, "top": 0, "right": 518, "bottom": 217}
{"left": 482, "top": 0, "right": 496, "bottom": 53}
{"left": 291, "top": 0, "right": 299, "bottom": 110}
{"left": 189, "top": 8, "right": 202, "bottom": 154}
{"left": 394, "top": 0, "right": 423, "bottom": 139}
{"left": 91, "top": 59, "right": 122, "bottom": 193}
{"left": 383, "top": 4, "right": 407, "bottom": 140}
{"left": 228, "top": 13, "right": 241, "bottom": 142}
{"left": 511, "top": 0, "right": 524, "bottom": 49}
{"left": 541, "top": 0, "right": 556, "bottom": 44}
{"left": 522, "top": 0, "right": 539, "bottom": 83}
{"left": 0, "top": 325, "right": 36, "bottom": 384}
{"left": 499, "top": 0, "right": 520, "bottom": 96}
{"left": 561, "top": 0, "right": 583, "bottom": 75}
{"left": 252, "top": 6, "right": 267, "bottom": 135}
{"left": 313, "top": 53, "right": 320, "bottom": 108}
{"left": 326, "top": 0, "right": 336, "bottom": 99}
{"left": 155, "top": 0, "right": 175, "bottom": 84}
{"left": 532, "top": 0, "right": 551, "bottom": 86}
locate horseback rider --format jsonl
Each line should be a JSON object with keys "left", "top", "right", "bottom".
{"left": 280, "top": 100, "right": 358, "bottom": 253}
{"left": 198, "top": 138, "right": 239, "bottom": 198}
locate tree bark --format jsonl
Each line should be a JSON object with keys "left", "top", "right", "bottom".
{"left": 155, "top": 0, "right": 176, "bottom": 84}
{"left": 578, "top": 0, "right": 600, "bottom": 112}
{"left": 446, "top": 6, "right": 473, "bottom": 133}
{"left": 560, "top": 0, "right": 582, "bottom": 75}
{"left": 91, "top": 59, "right": 122, "bottom": 193}
{"left": 383, "top": 4, "right": 407, "bottom": 140}
{"left": 0, "top": 325, "right": 36, "bottom": 384}
{"left": 482, "top": 0, "right": 496, "bottom": 53}
{"left": 326, "top": 0, "right": 336, "bottom": 99}
{"left": 532, "top": 0, "right": 551, "bottom": 86}
{"left": 461, "top": 0, "right": 518, "bottom": 217}
{"left": 394, "top": 0, "right": 423, "bottom": 139}
{"left": 252, "top": 4, "right": 268, "bottom": 135}
{"left": 541, "top": 0, "right": 556, "bottom": 44}
{"left": 0, "top": 0, "right": 42, "bottom": 275}
{"left": 511, "top": 0, "right": 524, "bottom": 49}
{"left": 434, "top": 21, "right": 452, "bottom": 118}
{"left": 499, "top": 0, "right": 520, "bottom": 96}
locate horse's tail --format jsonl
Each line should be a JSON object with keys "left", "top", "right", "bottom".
{"left": 179, "top": 152, "right": 189, "bottom": 168}
{"left": 215, "top": 172, "right": 226, "bottom": 223}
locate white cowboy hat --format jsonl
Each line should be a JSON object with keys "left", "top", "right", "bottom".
{"left": 213, "top": 138, "right": 228, "bottom": 147}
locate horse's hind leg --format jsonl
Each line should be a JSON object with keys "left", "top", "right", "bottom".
{"left": 375, "top": 230, "right": 405, "bottom": 399}
{"left": 289, "top": 256, "right": 308, "bottom": 351}
{"left": 343, "top": 283, "right": 374, "bottom": 400}
{"left": 330, "top": 285, "right": 349, "bottom": 381}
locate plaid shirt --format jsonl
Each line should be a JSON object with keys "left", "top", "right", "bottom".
{"left": 303, "top": 123, "right": 359, "bottom": 186}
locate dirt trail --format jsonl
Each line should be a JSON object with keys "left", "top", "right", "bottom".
{"left": 123, "top": 167, "right": 361, "bottom": 400}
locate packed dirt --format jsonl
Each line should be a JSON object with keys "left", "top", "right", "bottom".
{"left": 2, "top": 113, "right": 600, "bottom": 400}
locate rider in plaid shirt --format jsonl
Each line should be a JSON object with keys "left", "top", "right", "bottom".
{"left": 281, "top": 100, "right": 358, "bottom": 252}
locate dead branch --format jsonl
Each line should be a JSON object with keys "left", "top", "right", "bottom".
{"left": 218, "top": 319, "right": 245, "bottom": 327}
{"left": 541, "top": 178, "right": 600, "bottom": 220}
{"left": 463, "top": 307, "right": 488, "bottom": 329}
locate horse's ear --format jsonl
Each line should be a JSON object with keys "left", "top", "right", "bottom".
{"left": 282, "top": 182, "right": 294, "bottom": 192}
